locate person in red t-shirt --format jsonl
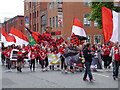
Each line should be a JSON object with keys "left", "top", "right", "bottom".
{"left": 30, "top": 49, "right": 37, "bottom": 71}
{"left": 17, "top": 48, "right": 23, "bottom": 72}
{"left": 102, "top": 43, "right": 111, "bottom": 71}
{"left": 60, "top": 44, "right": 67, "bottom": 72}
{"left": 5, "top": 47, "right": 11, "bottom": 70}
{"left": 39, "top": 47, "right": 46, "bottom": 71}
{"left": 110, "top": 42, "right": 120, "bottom": 80}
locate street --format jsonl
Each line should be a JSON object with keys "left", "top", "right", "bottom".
{"left": 2, "top": 63, "right": 119, "bottom": 88}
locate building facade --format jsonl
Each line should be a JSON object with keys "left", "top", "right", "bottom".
{"left": 24, "top": 2, "right": 103, "bottom": 44}
{"left": 2, "top": 15, "right": 26, "bottom": 36}
{"left": 47, "top": 2, "right": 103, "bottom": 44}
{"left": 24, "top": 2, "right": 48, "bottom": 37}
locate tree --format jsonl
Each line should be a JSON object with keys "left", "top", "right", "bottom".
{"left": 88, "top": 2, "right": 120, "bottom": 29}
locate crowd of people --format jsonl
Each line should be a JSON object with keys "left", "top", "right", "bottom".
{"left": 1, "top": 39, "right": 120, "bottom": 82}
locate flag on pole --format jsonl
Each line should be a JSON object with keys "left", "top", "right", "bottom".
{"left": 72, "top": 17, "right": 87, "bottom": 40}
{"left": 10, "top": 27, "right": 29, "bottom": 46}
{"left": 1, "top": 26, "right": 16, "bottom": 46}
{"left": 25, "top": 27, "right": 40, "bottom": 44}
{"left": 102, "top": 7, "right": 120, "bottom": 43}
{"left": 29, "top": 35, "right": 36, "bottom": 46}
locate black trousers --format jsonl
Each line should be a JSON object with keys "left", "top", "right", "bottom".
{"left": 45, "top": 57, "right": 48, "bottom": 67}
{"left": 113, "top": 61, "right": 120, "bottom": 77}
{"left": 83, "top": 62, "right": 93, "bottom": 80}
{"left": 30, "top": 59, "right": 35, "bottom": 70}
{"left": 103, "top": 55, "right": 110, "bottom": 68}
{"left": 1, "top": 54, "right": 5, "bottom": 64}
{"left": 61, "top": 55, "right": 67, "bottom": 69}
{"left": 6, "top": 58, "right": 11, "bottom": 69}
{"left": 36, "top": 55, "right": 39, "bottom": 63}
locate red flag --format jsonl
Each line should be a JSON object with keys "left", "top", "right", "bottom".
{"left": 102, "top": 7, "right": 113, "bottom": 43}
{"left": 10, "top": 27, "right": 28, "bottom": 46}
{"left": 1, "top": 26, "right": 16, "bottom": 46}
{"left": 31, "top": 30, "right": 40, "bottom": 43}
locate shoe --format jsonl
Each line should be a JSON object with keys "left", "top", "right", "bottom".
{"left": 93, "top": 69, "right": 97, "bottom": 72}
{"left": 57, "top": 68, "right": 61, "bottom": 71}
{"left": 108, "top": 66, "right": 111, "bottom": 69}
{"left": 113, "top": 76, "right": 116, "bottom": 80}
{"left": 83, "top": 79, "right": 89, "bottom": 81}
{"left": 61, "top": 69, "right": 64, "bottom": 73}
{"left": 42, "top": 69, "right": 45, "bottom": 72}
{"left": 45, "top": 68, "right": 48, "bottom": 71}
{"left": 90, "top": 79, "right": 95, "bottom": 82}
{"left": 65, "top": 70, "right": 68, "bottom": 74}
{"left": 106, "top": 69, "right": 108, "bottom": 71}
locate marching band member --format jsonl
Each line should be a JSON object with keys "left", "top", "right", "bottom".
{"left": 17, "top": 46, "right": 23, "bottom": 72}
{"left": 5, "top": 47, "right": 12, "bottom": 71}
{"left": 30, "top": 49, "right": 37, "bottom": 71}
{"left": 102, "top": 43, "right": 111, "bottom": 71}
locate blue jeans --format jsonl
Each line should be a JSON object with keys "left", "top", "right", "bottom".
{"left": 113, "top": 61, "right": 120, "bottom": 77}
{"left": 83, "top": 62, "right": 93, "bottom": 80}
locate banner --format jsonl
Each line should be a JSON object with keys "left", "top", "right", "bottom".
{"left": 58, "top": 1, "right": 63, "bottom": 27}
{"left": 91, "top": 56, "right": 102, "bottom": 69}
{"left": 48, "top": 53, "right": 61, "bottom": 65}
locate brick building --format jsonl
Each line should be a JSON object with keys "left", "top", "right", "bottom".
{"left": 47, "top": 2, "right": 103, "bottom": 44}
{"left": 24, "top": 2, "right": 48, "bottom": 37}
{"left": 2, "top": 15, "right": 26, "bottom": 36}
{"left": 24, "top": 2, "right": 103, "bottom": 44}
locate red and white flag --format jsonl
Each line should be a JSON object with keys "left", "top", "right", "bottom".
{"left": 1, "top": 26, "right": 16, "bottom": 46}
{"left": 10, "top": 27, "right": 29, "bottom": 46}
{"left": 102, "top": 7, "right": 120, "bottom": 43}
{"left": 72, "top": 17, "right": 87, "bottom": 40}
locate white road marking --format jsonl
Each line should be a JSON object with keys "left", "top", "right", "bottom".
{"left": 93, "top": 73, "right": 110, "bottom": 78}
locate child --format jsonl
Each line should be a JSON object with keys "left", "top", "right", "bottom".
{"left": 17, "top": 48, "right": 23, "bottom": 72}
{"left": 39, "top": 47, "right": 46, "bottom": 71}
{"left": 5, "top": 47, "right": 11, "bottom": 71}
{"left": 30, "top": 49, "right": 37, "bottom": 71}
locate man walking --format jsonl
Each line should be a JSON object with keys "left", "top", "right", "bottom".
{"left": 110, "top": 42, "right": 120, "bottom": 80}
{"left": 83, "top": 43, "right": 95, "bottom": 82}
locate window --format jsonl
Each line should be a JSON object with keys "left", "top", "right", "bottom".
{"left": 26, "top": 3, "right": 28, "bottom": 10}
{"left": 53, "top": 17, "right": 55, "bottom": 28}
{"left": 84, "top": 14, "right": 91, "bottom": 26}
{"left": 49, "top": 3, "right": 52, "bottom": 10}
{"left": 56, "top": 16, "right": 58, "bottom": 27}
{"left": 84, "top": 2, "right": 91, "bottom": 6}
{"left": 30, "top": 2, "right": 31, "bottom": 8}
{"left": 21, "top": 20, "right": 23, "bottom": 25}
{"left": 53, "top": 2, "right": 55, "bottom": 10}
{"left": 94, "top": 35, "right": 101, "bottom": 44}
{"left": 35, "top": 12, "right": 36, "bottom": 18}
{"left": 37, "top": 11, "right": 39, "bottom": 17}
{"left": 86, "top": 35, "right": 91, "bottom": 43}
{"left": 41, "top": 15, "right": 46, "bottom": 25}
{"left": 56, "top": 1, "right": 58, "bottom": 8}
{"left": 94, "top": 20, "right": 98, "bottom": 27}
{"left": 49, "top": 18, "right": 51, "bottom": 26}
{"left": 37, "top": 23, "right": 39, "bottom": 31}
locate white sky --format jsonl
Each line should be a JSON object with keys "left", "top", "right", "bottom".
{"left": 0, "top": 0, "right": 24, "bottom": 23}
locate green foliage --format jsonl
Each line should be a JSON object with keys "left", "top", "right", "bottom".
{"left": 88, "top": 2, "right": 120, "bottom": 29}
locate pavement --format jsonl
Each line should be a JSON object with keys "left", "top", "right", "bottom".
{"left": 0, "top": 52, "right": 119, "bottom": 88}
